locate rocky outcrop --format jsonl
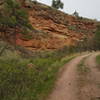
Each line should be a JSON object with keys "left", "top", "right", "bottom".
{"left": 15, "top": 2, "right": 97, "bottom": 51}
{"left": 0, "top": 1, "right": 97, "bottom": 51}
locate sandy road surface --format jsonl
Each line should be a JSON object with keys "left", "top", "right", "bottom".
{"left": 79, "top": 53, "right": 100, "bottom": 100}
{"left": 47, "top": 54, "right": 90, "bottom": 100}
{"left": 47, "top": 52, "right": 100, "bottom": 100}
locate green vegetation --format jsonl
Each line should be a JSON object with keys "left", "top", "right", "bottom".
{"left": 68, "top": 25, "right": 77, "bottom": 31}
{"left": 0, "top": 0, "right": 32, "bottom": 41}
{"left": 96, "top": 55, "right": 100, "bottom": 70}
{"left": 68, "top": 24, "right": 89, "bottom": 34}
{"left": 77, "top": 57, "right": 90, "bottom": 74}
{"left": 0, "top": 0, "right": 30, "bottom": 27}
{"left": 0, "top": 0, "right": 100, "bottom": 100}
{"left": 52, "top": 0, "right": 64, "bottom": 9}
{"left": 22, "top": 34, "right": 33, "bottom": 40}
{"left": 72, "top": 23, "right": 100, "bottom": 52}
{"left": 0, "top": 42, "right": 76, "bottom": 100}
{"left": 94, "top": 25, "right": 100, "bottom": 50}
{"left": 73, "top": 10, "right": 79, "bottom": 18}
{"left": 96, "top": 55, "right": 100, "bottom": 64}
{"left": 77, "top": 56, "right": 91, "bottom": 95}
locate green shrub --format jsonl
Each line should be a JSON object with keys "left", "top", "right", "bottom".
{"left": 94, "top": 25, "right": 100, "bottom": 50}
{"left": 77, "top": 57, "right": 90, "bottom": 74}
{"left": 68, "top": 25, "right": 77, "bottom": 31}
{"left": 0, "top": 53, "right": 36, "bottom": 100}
{"left": 0, "top": 0, "right": 33, "bottom": 36}
{"left": 73, "top": 11, "right": 79, "bottom": 17}
{"left": 52, "top": 0, "right": 64, "bottom": 9}
{"left": 96, "top": 55, "right": 100, "bottom": 64}
{"left": 96, "top": 55, "right": 100, "bottom": 70}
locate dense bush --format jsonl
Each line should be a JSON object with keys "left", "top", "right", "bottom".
{"left": 93, "top": 25, "right": 100, "bottom": 50}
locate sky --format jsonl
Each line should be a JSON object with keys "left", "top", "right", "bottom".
{"left": 38, "top": 0, "right": 100, "bottom": 20}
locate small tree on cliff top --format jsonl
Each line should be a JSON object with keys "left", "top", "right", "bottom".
{"left": 73, "top": 10, "right": 79, "bottom": 17}
{"left": 52, "top": 0, "right": 64, "bottom": 9}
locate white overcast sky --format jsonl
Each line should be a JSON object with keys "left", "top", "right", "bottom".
{"left": 38, "top": 0, "right": 99, "bottom": 20}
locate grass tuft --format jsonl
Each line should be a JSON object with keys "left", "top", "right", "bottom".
{"left": 77, "top": 57, "right": 90, "bottom": 75}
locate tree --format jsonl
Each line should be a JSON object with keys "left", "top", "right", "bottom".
{"left": 73, "top": 10, "right": 79, "bottom": 17}
{"left": 52, "top": 0, "right": 64, "bottom": 9}
{"left": 0, "top": 0, "right": 32, "bottom": 45}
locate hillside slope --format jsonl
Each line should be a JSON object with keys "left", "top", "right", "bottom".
{"left": 0, "top": 0, "right": 97, "bottom": 51}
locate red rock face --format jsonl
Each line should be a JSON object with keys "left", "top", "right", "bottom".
{"left": 5, "top": 1, "right": 97, "bottom": 51}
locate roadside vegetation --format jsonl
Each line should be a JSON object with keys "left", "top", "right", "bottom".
{"left": 0, "top": 41, "right": 76, "bottom": 100}
{"left": 96, "top": 55, "right": 100, "bottom": 70}
{"left": 77, "top": 56, "right": 90, "bottom": 94}
{"left": 93, "top": 24, "right": 100, "bottom": 50}
{"left": 77, "top": 57, "right": 90, "bottom": 75}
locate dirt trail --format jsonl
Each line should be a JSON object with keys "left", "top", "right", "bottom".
{"left": 47, "top": 52, "right": 100, "bottom": 100}
{"left": 47, "top": 54, "right": 90, "bottom": 100}
{"left": 79, "top": 52, "right": 100, "bottom": 100}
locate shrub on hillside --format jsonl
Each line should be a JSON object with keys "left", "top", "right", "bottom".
{"left": 52, "top": 0, "right": 64, "bottom": 9}
{"left": 0, "top": 0, "right": 33, "bottom": 41}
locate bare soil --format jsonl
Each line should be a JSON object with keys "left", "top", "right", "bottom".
{"left": 78, "top": 53, "right": 100, "bottom": 100}
{"left": 47, "top": 52, "right": 100, "bottom": 100}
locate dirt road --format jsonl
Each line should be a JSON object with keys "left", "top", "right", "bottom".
{"left": 79, "top": 53, "right": 100, "bottom": 100}
{"left": 47, "top": 52, "right": 100, "bottom": 100}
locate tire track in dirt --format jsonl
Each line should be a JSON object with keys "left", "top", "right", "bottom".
{"left": 79, "top": 52, "right": 100, "bottom": 100}
{"left": 47, "top": 53, "right": 90, "bottom": 100}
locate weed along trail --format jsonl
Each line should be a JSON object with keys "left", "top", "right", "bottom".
{"left": 78, "top": 52, "right": 100, "bottom": 100}
{"left": 47, "top": 54, "right": 90, "bottom": 100}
